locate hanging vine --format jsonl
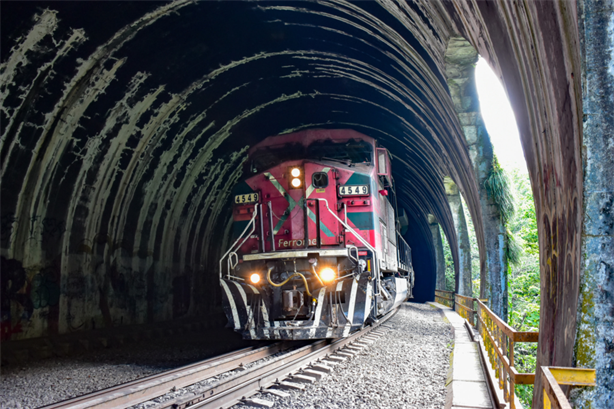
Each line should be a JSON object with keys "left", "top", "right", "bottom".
{"left": 484, "top": 155, "right": 521, "bottom": 266}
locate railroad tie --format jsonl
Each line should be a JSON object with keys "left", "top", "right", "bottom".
{"left": 327, "top": 355, "right": 347, "bottom": 363}
{"left": 242, "top": 397, "right": 275, "bottom": 408}
{"left": 302, "top": 369, "right": 326, "bottom": 380}
{"left": 321, "top": 359, "right": 340, "bottom": 366}
{"left": 311, "top": 363, "right": 333, "bottom": 373}
{"left": 336, "top": 351, "right": 355, "bottom": 358}
{"left": 276, "top": 381, "right": 306, "bottom": 390}
{"left": 265, "top": 388, "right": 291, "bottom": 398}
{"left": 290, "top": 373, "right": 317, "bottom": 384}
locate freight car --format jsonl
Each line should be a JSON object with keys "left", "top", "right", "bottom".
{"left": 219, "top": 129, "right": 414, "bottom": 340}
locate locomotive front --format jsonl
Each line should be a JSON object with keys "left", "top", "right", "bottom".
{"left": 219, "top": 129, "right": 413, "bottom": 340}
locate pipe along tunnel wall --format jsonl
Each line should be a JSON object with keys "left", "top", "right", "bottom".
{"left": 2, "top": 1, "right": 609, "bottom": 407}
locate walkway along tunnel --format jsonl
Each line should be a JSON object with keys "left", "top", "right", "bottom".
{"left": 1, "top": 1, "right": 612, "bottom": 407}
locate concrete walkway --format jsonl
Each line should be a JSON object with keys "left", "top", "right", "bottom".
{"left": 429, "top": 302, "right": 498, "bottom": 409}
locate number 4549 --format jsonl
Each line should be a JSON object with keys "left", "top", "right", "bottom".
{"left": 339, "top": 185, "right": 368, "bottom": 195}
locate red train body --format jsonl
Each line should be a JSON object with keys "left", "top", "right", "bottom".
{"left": 220, "top": 129, "right": 413, "bottom": 340}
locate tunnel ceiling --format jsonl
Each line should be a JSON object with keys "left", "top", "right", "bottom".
{"left": 1, "top": 0, "right": 476, "bottom": 279}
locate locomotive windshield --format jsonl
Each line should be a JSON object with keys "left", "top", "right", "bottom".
{"left": 250, "top": 138, "right": 373, "bottom": 171}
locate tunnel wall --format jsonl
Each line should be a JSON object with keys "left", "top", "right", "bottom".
{"left": 574, "top": 0, "right": 614, "bottom": 406}
{"left": 1, "top": 1, "right": 481, "bottom": 341}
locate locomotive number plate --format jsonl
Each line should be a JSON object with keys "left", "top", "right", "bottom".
{"left": 339, "top": 185, "right": 369, "bottom": 196}
{"left": 234, "top": 193, "right": 259, "bottom": 204}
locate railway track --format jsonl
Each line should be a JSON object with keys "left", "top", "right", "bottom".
{"left": 41, "top": 309, "right": 396, "bottom": 409}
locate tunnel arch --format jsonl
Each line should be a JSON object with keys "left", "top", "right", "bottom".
{"left": 1, "top": 1, "right": 585, "bottom": 406}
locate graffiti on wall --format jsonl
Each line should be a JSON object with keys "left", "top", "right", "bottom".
{"left": 0, "top": 257, "right": 61, "bottom": 340}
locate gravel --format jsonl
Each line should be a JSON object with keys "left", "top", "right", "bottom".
{"left": 1, "top": 303, "right": 453, "bottom": 409}
{"left": 233, "top": 302, "right": 454, "bottom": 409}
{"left": 0, "top": 327, "right": 251, "bottom": 409}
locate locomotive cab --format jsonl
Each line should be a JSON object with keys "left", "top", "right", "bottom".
{"left": 219, "top": 129, "right": 414, "bottom": 340}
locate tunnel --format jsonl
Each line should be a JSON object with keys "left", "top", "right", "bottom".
{"left": 1, "top": 1, "right": 612, "bottom": 407}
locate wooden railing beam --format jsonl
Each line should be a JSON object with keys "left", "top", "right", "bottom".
{"left": 474, "top": 298, "right": 539, "bottom": 409}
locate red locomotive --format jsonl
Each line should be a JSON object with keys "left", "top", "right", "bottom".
{"left": 220, "top": 129, "right": 413, "bottom": 340}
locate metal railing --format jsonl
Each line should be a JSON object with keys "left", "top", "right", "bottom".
{"left": 396, "top": 232, "right": 412, "bottom": 272}
{"left": 454, "top": 294, "right": 489, "bottom": 326}
{"left": 475, "top": 299, "right": 539, "bottom": 409}
{"left": 454, "top": 294, "right": 477, "bottom": 325}
{"left": 434, "top": 289, "right": 454, "bottom": 308}
{"left": 219, "top": 206, "right": 259, "bottom": 280}
{"left": 541, "top": 367, "right": 595, "bottom": 409}
{"left": 440, "top": 292, "right": 597, "bottom": 409}
{"left": 312, "top": 198, "right": 382, "bottom": 296}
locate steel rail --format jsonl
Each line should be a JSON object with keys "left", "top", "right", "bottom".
{"left": 41, "top": 308, "right": 398, "bottom": 409}
{"left": 40, "top": 343, "right": 284, "bottom": 409}
{"left": 173, "top": 309, "right": 398, "bottom": 409}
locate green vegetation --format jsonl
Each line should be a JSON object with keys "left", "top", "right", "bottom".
{"left": 507, "top": 169, "right": 540, "bottom": 408}
{"left": 485, "top": 156, "right": 522, "bottom": 267}
{"left": 440, "top": 228, "right": 455, "bottom": 292}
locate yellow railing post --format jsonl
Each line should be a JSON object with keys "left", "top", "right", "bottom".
{"left": 473, "top": 299, "right": 538, "bottom": 409}
{"left": 541, "top": 367, "right": 595, "bottom": 409}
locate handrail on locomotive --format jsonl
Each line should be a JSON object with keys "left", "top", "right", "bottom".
{"left": 219, "top": 206, "right": 259, "bottom": 280}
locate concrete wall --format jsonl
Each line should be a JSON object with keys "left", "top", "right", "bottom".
{"left": 428, "top": 214, "right": 447, "bottom": 291}
{"left": 444, "top": 177, "right": 472, "bottom": 297}
{"left": 574, "top": 0, "right": 614, "bottom": 407}
{"left": 444, "top": 38, "right": 507, "bottom": 317}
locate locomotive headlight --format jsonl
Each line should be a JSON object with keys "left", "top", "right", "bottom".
{"left": 290, "top": 168, "right": 301, "bottom": 177}
{"left": 319, "top": 267, "right": 336, "bottom": 283}
{"left": 291, "top": 178, "right": 302, "bottom": 188}
{"left": 250, "top": 273, "right": 261, "bottom": 284}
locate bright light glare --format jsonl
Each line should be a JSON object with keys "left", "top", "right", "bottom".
{"left": 250, "top": 273, "right": 261, "bottom": 284}
{"left": 475, "top": 57, "right": 525, "bottom": 171}
{"left": 291, "top": 168, "right": 301, "bottom": 177}
{"left": 291, "top": 178, "right": 302, "bottom": 188}
{"left": 319, "top": 268, "right": 336, "bottom": 283}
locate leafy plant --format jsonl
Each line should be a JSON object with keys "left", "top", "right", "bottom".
{"left": 484, "top": 156, "right": 522, "bottom": 267}
{"left": 484, "top": 156, "right": 515, "bottom": 224}
{"left": 506, "top": 171, "right": 540, "bottom": 408}
{"left": 440, "top": 226, "right": 456, "bottom": 292}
